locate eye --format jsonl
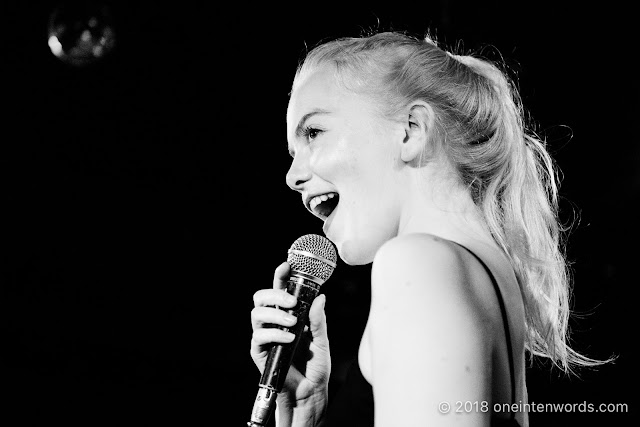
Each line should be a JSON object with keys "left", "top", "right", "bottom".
{"left": 302, "top": 126, "right": 323, "bottom": 142}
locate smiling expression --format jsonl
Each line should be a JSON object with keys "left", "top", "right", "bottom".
{"left": 286, "top": 65, "right": 409, "bottom": 265}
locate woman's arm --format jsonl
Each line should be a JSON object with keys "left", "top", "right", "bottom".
{"left": 274, "top": 390, "right": 329, "bottom": 427}
{"left": 368, "top": 234, "right": 493, "bottom": 427}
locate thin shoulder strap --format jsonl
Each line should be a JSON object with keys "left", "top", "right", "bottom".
{"left": 453, "top": 242, "right": 517, "bottom": 415}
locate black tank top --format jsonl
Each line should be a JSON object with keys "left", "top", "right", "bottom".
{"left": 322, "top": 243, "right": 522, "bottom": 427}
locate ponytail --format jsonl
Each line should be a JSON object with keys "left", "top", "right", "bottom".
{"left": 442, "top": 51, "right": 611, "bottom": 372}
{"left": 292, "top": 31, "right": 613, "bottom": 373}
{"left": 454, "top": 54, "right": 595, "bottom": 371}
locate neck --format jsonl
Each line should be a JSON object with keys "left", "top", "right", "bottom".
{"left": 397, "top": 166, "right": 492, "bottom": 245}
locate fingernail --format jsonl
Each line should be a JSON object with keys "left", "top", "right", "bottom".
{"left": 284, "top": 314, "right": 297, "bottom": 324}
{"left": 285, "top": 294, "right": 296, "bottom": 304}
{"left": 320, "top": 294, "right": 326, "bottom": 308}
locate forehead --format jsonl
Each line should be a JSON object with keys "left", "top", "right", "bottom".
{"left": 287, "top": 66, "right": 344, "bottom": 125}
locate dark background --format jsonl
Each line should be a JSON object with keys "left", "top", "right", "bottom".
{"left": 2, "top": 1, "right": 636, "bottom": 425}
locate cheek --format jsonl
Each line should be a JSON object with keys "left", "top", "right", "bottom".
{"left": 310, "top": 131, "right": 397, "bottom": 198}
{"left": 309, "top": 137, "right": 354, "bottom": 180}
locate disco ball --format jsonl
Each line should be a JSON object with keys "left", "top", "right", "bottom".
{"left": 47, "top": 2, "right": 116, "bottom": 67}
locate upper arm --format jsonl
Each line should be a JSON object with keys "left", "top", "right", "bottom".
{"left": 368, "top": 234, "right": 493, "bottom": 426}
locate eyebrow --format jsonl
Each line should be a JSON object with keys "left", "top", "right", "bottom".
{"left": 295, "top": 109, "right": 331, "bottom": 136}
{"left": 287, "top": 109, "right": 332, "bottom": 156}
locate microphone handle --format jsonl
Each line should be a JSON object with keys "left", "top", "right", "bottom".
{"left": 248, "top": 274, "right": 321, "bottom": 427}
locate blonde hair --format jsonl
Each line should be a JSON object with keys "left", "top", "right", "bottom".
{"left": 292, "top": 31, "right": 609, "bottom": 373}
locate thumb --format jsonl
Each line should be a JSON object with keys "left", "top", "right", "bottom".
{"left": 307, "top": 294, "right": 328, "bottom": 340}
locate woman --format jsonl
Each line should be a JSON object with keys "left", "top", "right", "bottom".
{"left": 249, "top": 31, "right": 605, "bottom": 426}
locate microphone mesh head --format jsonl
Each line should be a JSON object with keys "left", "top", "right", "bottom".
{"left": 287, "top": 234, "right": 337, "bottom": 283}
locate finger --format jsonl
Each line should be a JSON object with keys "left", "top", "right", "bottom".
{"left": 273, "top": 261, "right": 290, "bottom": 290}
{"left": 251, "top": 306, "right": 297, "bottom": 330}
{"left": 307, "top": 294, "right": 328, "bottom": 341}
{"left": 253, "top": 288, "right": 297, "bottom": 308}
{"left": 251, "top": 328, "right": 296, "bottom": 350}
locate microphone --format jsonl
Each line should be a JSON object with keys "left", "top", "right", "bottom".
{"left": 248, "top": 234, "right": 337, "bottom": 427}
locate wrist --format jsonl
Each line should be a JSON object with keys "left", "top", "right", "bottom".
{"left": 276, "top": 388, "right": 329, "bottom": 427}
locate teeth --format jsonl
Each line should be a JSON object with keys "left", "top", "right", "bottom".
{"left": 309, "top": 192, "right": 337, "bottom": 212}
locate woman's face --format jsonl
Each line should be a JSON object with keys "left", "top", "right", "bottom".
{"left": 286, "top": 65, "right": 407, "bottom": 265}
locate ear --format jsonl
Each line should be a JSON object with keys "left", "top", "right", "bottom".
{"left": 401, "top": 102, "right": 435, "bottom": 163}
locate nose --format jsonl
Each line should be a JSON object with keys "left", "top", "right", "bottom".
{"left": 286, "top": 152, "right": 312, "bottom": 192}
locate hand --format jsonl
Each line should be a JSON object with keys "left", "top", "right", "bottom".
{"left": 250, "top": 262, "right": 331, "bottom": 404}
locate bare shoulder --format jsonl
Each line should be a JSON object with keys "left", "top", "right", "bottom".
{"left": 373, "top": 232, "right": 460, "bottom": 268}
{"left": 365, "top": 233, "right": 498, "bottom": 424}
{"left": 368, "top": 232, "right": 503, "bottom": 350}
{"left": 371, "top": 233, "right": 486, "bottom": 310}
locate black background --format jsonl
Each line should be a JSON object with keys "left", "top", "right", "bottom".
{"left": 2, "top": 1, "right": 637, "bottom": 425}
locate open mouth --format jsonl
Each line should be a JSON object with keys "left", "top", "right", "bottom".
{"left": 309, "top": 192, "right": 339, "bottom": 220}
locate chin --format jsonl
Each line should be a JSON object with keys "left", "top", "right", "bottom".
{"left": 335, "top": 237, "right": 378, "bottom": 266}
{"left": 326, "top": 216, "right": 392, "bottom": 266}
